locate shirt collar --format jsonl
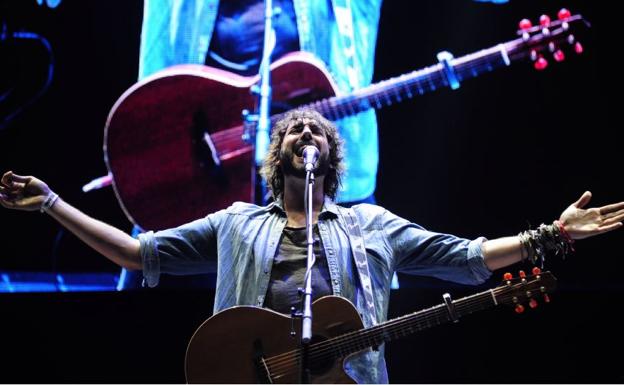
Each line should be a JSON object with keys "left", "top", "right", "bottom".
{"left": 268, "top": 195, "right": 339, "bottom": 218}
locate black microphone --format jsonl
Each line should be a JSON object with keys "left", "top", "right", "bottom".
{"left": 302, "top": 145, "right": 319, "bottom": 172}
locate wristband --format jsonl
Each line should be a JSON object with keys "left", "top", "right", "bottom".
{"left": 40, "top": 192, "right": 59, "bottom": 213}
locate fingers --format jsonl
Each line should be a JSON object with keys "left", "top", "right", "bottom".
{"left": 599, "top": 201, "right": 624, "bottom": 215}
{"left": 1, "top": 171, "right": 14, "bottom": 187}
{"left": 0, "top": 179, "right": 25, "bottom": 194}
{"left": 602, "top": 212, "right": 624, "bottom": 226}
{"left": 573, "top": 191, "right": 592, "bottom": 209}
{"left": 8, "top": 173, "right": 32, "bottom": 184}
{"left": 1, "top": 171, "right": 31, "bottom": 189}
{"left": 0, "top": 198, "right": 15, "bottom": 209}
{"left": 595, "top": 222, "right": 624, "bottom": 235}
{"left": 0, "top": 184, "right": 20, "bottom": 197}
{"left": 0, "top": 195, "right": 42, "bottom": 211}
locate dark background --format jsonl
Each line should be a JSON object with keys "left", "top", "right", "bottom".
{"left": 1, "top": 0, "right": 622, "bottom": 383}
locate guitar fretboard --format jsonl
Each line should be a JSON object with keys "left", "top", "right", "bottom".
{"left": 292, "top": 14, "right": 583, "bottom": 122}
{"left": 315, "top": 45, "right": 510, "bottom": 121}
{"left": 315, "top": 288, "right": 498, "bottom": 359}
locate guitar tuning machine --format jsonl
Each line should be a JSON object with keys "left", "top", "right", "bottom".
{"left": 529, "top": 49, "right": 548, "bottom": 71}
{"left": 566, "top": 33, "right": 585, "bottom": 54}
{"left": 529, "top": 298, "right": 539, "bottom": 309}
{"left": 534, "top": 56, "right": 548, "bottom": 71}
{"left": 547, "top": 42, "right": 566, "bottom": 62}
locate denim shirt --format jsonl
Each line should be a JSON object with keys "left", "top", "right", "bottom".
{"left": 138, "top": 198, "right": 491, "bottom": 383}
{"left": 139, "top": 0, "right": 383, "bottom": 202}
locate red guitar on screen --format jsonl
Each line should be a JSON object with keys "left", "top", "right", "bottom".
{"left": 103, "top": 9, "right": 589, "bottom": 231}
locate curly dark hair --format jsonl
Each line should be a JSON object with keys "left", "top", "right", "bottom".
{"left": 259, "top": 108, "right": 345, "bottom": 200}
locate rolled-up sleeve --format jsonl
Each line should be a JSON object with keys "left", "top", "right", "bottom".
{"left": 383, "top": 210, "right": 492, "bottom": 285}
{"left": 138, "top": 216, "right": 220, "bottom": 288}
{"left": 138, "top": 230, "right": 160, "bottom": 288}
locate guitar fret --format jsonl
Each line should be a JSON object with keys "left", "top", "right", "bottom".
{"left": 393, "top": 87, "right": 402, "bottom": 103}
{"left": 382, "top": 90, "right": 393, "bottom": 106}
{"left": 401, "top": 75, "right": 413, "bottom": 98}
{"left": 346, "top": 99, "right": 356, "bottom": 116}
{"left": 319, "top": 100, "right": 333, "bottom": 120}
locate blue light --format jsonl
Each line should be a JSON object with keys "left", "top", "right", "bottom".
{"left": 0, "top": 271, "right": 119, "bottom": 293}
{"left": 36, "top": 0, "right": 62, "bottom": 8}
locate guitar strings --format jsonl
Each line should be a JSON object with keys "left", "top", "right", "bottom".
{"left": 263, "top": 284, "right": 520, "bottom": 378}
{"left": 208, "top": 51, "right": 502, "bottom": 158}
{"left": 267, "top": 283, "right": 506, "bottom": 368}
{"left": 214, "top": 27, "right": 575, "bottom": 150}
{"left": 268, "top": 270, "right": 549, "bottom": 378}
{"left": 264, "top": 291, "right": 479, "bottom": 369}
{"left": 265, "top": 299, "right": 491, "bottom": 379}
{"left": 271, "top": 277, "right": 546, "bottom": 377}
{"left": 266, "top": 290, "right": 518, "bottom": 379}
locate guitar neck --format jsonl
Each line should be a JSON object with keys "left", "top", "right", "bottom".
{"left": 305, "top": 15, "right": 583, "bottom": 121}
{"left": 309, "top": 46, "right": 508, "bottom": 121}
{"left": 318, "top": 289, "right": 498, "bottom": 358}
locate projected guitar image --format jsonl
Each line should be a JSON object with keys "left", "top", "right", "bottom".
{"left": 103, "top": 10, "right": 589, "bottom": 230}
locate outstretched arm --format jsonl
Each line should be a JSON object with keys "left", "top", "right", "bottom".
{"left": 482, "top": 191, "right": 624, "bottom": 271}
{"left": 0, "top": 171, "right": 141, "bottom": 270}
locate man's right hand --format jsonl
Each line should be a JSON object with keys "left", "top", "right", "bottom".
{"left": 0, "top": 171, "right": 52, "bottom": 212}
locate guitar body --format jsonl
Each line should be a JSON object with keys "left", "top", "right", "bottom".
{"left": 185, "top": 296, "right": 363, "bottom": 384}
{"left": 184, "top": 271, "right": 557, "bottom": 383}
{"left": 104, "top": 52, "right": 339, "bottom": 230}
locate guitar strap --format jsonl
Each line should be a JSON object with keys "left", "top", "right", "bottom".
{"left": 340, "top": 207, "right": 378, "bottom": 326}
{"left": 331, "top": 0, "right": 359, "bottom": 90}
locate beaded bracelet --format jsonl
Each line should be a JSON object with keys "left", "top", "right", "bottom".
{"left": 40, "top": 192, "right": 59, "bottom": 213}
{"left": 518, "top": 221, "right": 575, "bottom": 267}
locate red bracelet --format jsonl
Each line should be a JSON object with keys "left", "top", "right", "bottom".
{"left": 554, "top": 220, "right": 575, "bottom": 244}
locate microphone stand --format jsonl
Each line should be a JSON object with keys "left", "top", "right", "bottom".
{"left": 254, "top": 0, "right": 276, "bottom": 205}
{"left": 300, "top": 168, "right": 315, "bottom": 384}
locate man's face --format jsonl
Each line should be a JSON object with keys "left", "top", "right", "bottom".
{"left": 279, "top": 116, "right": 330, "bottom": 178}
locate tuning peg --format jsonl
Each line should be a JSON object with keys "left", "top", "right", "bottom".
{"left": 548, "top": 42, "right": 556, "bottom": 52}
{"left": 539, "top": 14, "right": 551, "bottom": 27}
{"left": 529, "top": 298, "right": 538, "bottom": 309}
{"left": 534, "top": 56, "right": 548, "bottom": 71}
{"left": 553, "top": 49, "right": 565, "bottom": 62}
{"left": 518, "top": 270, "right": 526, "bottom": 279}
{"left": 574, "top": 42, "right": 584, "bottom": 54}
{"left": 543, "top": 293, "right": 551, "bottom": 303}
{"left": 515, "top": 304, "right": 525, "bottom": 314}
{"left": 558, "top": 8, "right": 571, "bottom": 20}
{"left": 530, "top": 49, "right": 538, "bottom": 61}
{"left": 532, "top": 267, "right": 541, "bottom": 275}
{"left": 518, "top": 18, "right": 532, "bottom": 30}
{"left": 503, "top": 272, "right": 513, "bottom": 281}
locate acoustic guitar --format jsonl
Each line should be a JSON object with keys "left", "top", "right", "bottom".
{"left": 185, "top": 269, "right": 556, "bottom": 383}
{"left": 104, "top": 13, "right": 588, "bottom": 230}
